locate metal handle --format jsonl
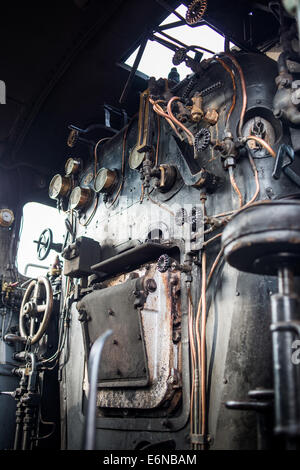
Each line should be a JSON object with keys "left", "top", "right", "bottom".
{"left": 83, "top": 329, "right": 112, "bottom": 450}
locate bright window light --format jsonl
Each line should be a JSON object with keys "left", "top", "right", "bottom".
{"left": 17, "top": 202, "right": 65, "bottom": 278}
{"left": 125, "top": 4, "right": 231, "bottom": 81}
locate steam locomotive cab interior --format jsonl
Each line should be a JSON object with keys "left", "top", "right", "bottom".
{"left": 2, "top": 0, "right": 300, "bottom": 451}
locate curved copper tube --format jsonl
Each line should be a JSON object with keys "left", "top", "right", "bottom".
{"left": 94, "top": 137, "right": 111, "bottom": 177}
{"left": 215, "top": 57, "right": 237, "bottom": 129}
{"left": 155, "top": 114, "right": 160, "bottom": 167}
{"left": 150, "top": 98, "right": 183, "bottom": 140}
{"left": 200, "top": 249, "right": 207, "bottom": 439}
{"left": 167, "top": 96, "right": 195, "bottom": 146}
{"left": 246, "top": 135, "right": 276, "bottom": 158}
{"left": 225, "top": 53, "right": 247, "bottom": 137}
{"left": 228, "top": 166, "right": 243, "bottom": 208}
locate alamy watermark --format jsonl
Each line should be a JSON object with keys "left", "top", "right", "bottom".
{"left": 292, "top": 340, "right": 300, "bottom": 365}
{"left": 0, "top": 80, "right": 6, "bottom": 104}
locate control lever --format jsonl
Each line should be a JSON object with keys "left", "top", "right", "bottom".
{"left": 272, "top": 144, "right": 300, "bottom": 187}
{"left": 4, "top": 334, "right": 27, "bottom": 344}
{"left": 0, "top": 391, "right": 16, "bottom": 398}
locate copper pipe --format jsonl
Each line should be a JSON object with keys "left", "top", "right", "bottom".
{"left": 167, "top": 96, "right": 195, "bottom": 146}
{"left": 202, "top": 233, "right": 222, "bottom": 246}
{"left": 243, "top": 150, "right": 260, "bottom": 207}
{"left": 245, "top": 135, "right": 276, "bottom": 158}
{"left": 147, "top": 194, "right": 175, "bottom": 216}
{"left": 150, "top": 98, "right": 183, "bottom": 140}
{"left": 215, "top": 57, "right": 237, "bottom": 129}
{"left": 140, "top": 183, "right": 145, "bottom": 203}
{"left": 225, "top": 53, "right": 247, "bottom": 137}
{"left": 228, "top": 166, "right": 243, "bottom": 208}
{"left": 188, "top": 289, "right": 197, "bottom": 445}
{"left": 155, "top": 114, "right": 161, "bottom": 167}
{"left": 94, "top": 137, "right": 111, "bottom": 177}
{"left": 194, "top": 246, "right": 224, "bottom": 444}
{"left": 200, "top": 248, "right": 207, "bottom": 439}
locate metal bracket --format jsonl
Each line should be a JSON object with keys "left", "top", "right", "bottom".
{"left": 190, "top": 433, "right": 213, "bottom": 446}
{"left": 270, "top": 320, "right": 300, "bottom": 337}
{"left": 272, "top": 143, "right": 300, "bottom": 187}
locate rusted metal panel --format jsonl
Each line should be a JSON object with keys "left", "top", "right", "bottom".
{"left": 78, "top": 277, "right": 149, "bottom": 387}
{"left": 80, "top": 263, "right": 182, "bottom": 410}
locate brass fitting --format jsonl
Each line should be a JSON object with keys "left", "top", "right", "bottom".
{"left": 191, "top": 93, "right": 204, "bottom": 122}
{"left": 204, "top": 109, "right": 219, "bottom": 126}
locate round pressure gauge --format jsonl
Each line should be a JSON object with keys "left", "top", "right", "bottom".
{"left": 49, "top": 174, "right": 71, "bottom": 200}
{"left": 0, "top": 209, "right": 14, "bottom": 228}
{"left": 69, "top": 187, "right": 92, "bottom": 210}
{"left": 65, "top": 158, "right": 81, "bottom": 176}
{"left": 94, "top": 168, "right": 117, "bottom": 193}
{"left": 129, "top": 145, "right": 146, "bottom": 170}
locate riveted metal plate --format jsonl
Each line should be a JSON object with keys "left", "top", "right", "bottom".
{"left": 78, "top": 277, "right": 149, "bottom": 387}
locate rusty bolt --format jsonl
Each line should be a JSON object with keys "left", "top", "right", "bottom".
{"left": 145, "top": 278, "right": 157, "bottom": 293}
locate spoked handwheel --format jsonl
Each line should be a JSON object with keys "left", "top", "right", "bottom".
{"left": 19, "top": 277, "right": 53, "bottom": 345}
{"left": 34, "top": 228, "right": 53, "bottom": 261}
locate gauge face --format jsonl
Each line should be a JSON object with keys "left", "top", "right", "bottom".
{"left": 0, "top": 209, "right": 14, "bottom": 227}
{"left": 69, "top": 187, "right": 92, "bottom": 210}
{"left": 129, "top": 145, "right": 146, "bottom": 170}
{"left": 65, "top": 158, "right": 81, "bottom": 176}
{"left": 49, "top": 174, "right": 71, "bottom": 199}
{"left": 94, "top": 168, "right": 117, "bottom": 193}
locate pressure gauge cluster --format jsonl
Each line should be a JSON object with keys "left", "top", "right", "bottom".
{"left": 48, "top": 157, "right": 83, "bottom": 202}
{"left": 48, "top": 153, "right": 119, "bottom": 213}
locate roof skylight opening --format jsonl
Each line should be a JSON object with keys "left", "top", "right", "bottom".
{"left": 125, "top": 3, "right": 234, "bottom": 81}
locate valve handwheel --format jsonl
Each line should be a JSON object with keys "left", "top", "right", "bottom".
{"left": 34, "top": 228, "right": 53, "bottom": 261}
{"left": 19, "top": 276, "right": 53, "bottom": 344}
{"left": 34, "top": 228, "right": 63, "bottom": 261}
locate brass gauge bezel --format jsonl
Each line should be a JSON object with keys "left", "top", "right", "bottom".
{"left": 94, "top": 168, "right": 117, "bottom": 193}
{"left": 69, "top": 186, "right": 93, "bottom": 210}
{"left": 129, "top": 145, "right": 146, "bottom": 170}
{"left": 0, "top": 209, "right": 14, "bottom": 227}
{"left": 49, "top": 174, "right": 72, "bottom": 200}
{"left": 65, "top": 158, "right": 81, "bottom": 176}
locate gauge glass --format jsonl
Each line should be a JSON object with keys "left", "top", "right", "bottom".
{"left": 94, "top": 168, "right": 116, "bottom": 193}
{"left": 69, "top": 187, "right": 92, "bottom": 210}
{"left": 0, "top": 209, "right": 14, "bottom": 227}
{"left": 65, "top": 158, "right": 80, "bottom": 176}
{"left": 129, "top": 145, "right": 146, "bottom": 170}
{"left": 49, "top": 174, "right": 71, "bottom": 199}
{"left": 49, "top": 174, "right": 63, "bottom": 199}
